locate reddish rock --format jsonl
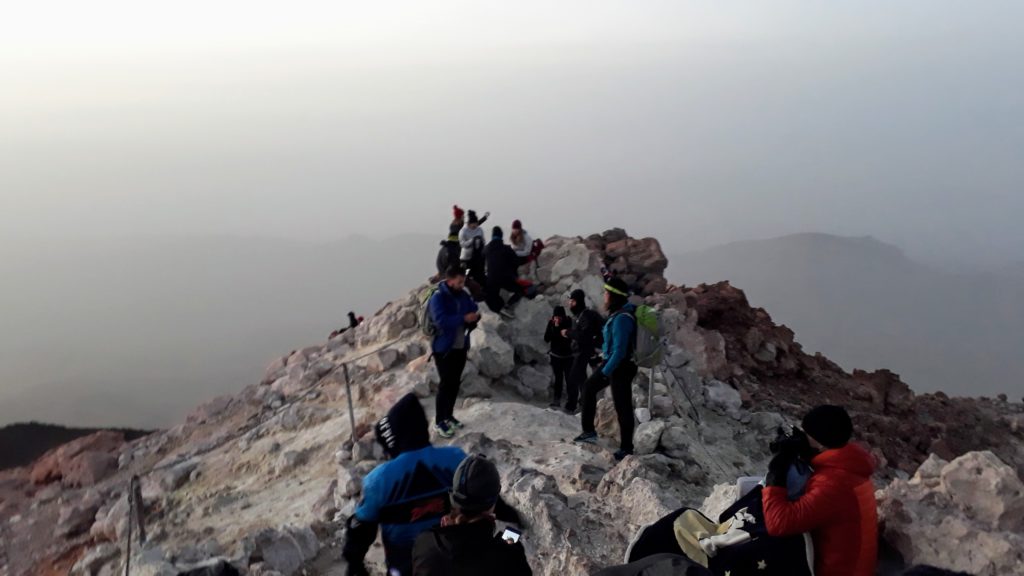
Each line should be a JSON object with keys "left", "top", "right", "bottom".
{"left": 30, "top": 431, "right": 125, "bottom": 486}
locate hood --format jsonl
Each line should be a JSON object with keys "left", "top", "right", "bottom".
{"left": 375, "top": 393, "right": 431, "bottom": 458}
{"left": 810, "top": 442, "right": 876, "bottom": 480}
{"left": 552, "top": 305, "right": 567, "bottom": 319}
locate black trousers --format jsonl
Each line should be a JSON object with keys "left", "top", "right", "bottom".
{"left": 434, "top": 348, "right": 468, "bottom": 424}
{"left": 564, "top": 352, "right": 593, "bottom": 411}
{"left": 581, "top": 361, "right": 639, "bottom": 452}
{"left": 550, "top": 355, "right": 573, "bottom": 403}
{"left": 484, "top": 277, "right": 522, "bottom": 314}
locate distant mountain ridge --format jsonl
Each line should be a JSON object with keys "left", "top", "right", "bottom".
{"left": 0, "top": 422, "right": 152, "bottom": 472}
{"left": 669, "top": 233, "right": 1024, "bottom": 398}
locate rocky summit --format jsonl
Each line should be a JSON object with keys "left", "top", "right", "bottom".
{"left": 1, "top": 229, "right": 1022, "bottom": 576}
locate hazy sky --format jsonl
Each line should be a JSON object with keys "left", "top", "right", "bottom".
{"left": 3, "top": 1, "right": 1023, "bottom": 267}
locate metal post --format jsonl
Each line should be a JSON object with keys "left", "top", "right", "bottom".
{"left": 131, "top": 476, "right": 146, "bottom": 544}
{"left": 124, "top": 485, "right": 133, "bottom": 576}
{"left": 648, "top": 367, "right": 655, "bottom": 415}
{"left": 343, "top": 363, "right": 357, "bottom": 450}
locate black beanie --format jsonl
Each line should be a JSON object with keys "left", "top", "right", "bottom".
{"left": 450, "top": 454, "right": 501, "bottom": 514}
{"left": 802, "top": 405, "right": 853, "bottom": 449}
{"left": 553, "top": 305, "right": 567, "bottom": 318}
{"left": 375, "top": 393, "right": 431, "bottom": 458}
{"left": 492, "top": 226, "right": 503, "bottom": 240}
{"left": 467, "top": 210, "right": 479, "bottom": 224}
{"left": 570, "top": 289, "right": 586, "bottom": 304}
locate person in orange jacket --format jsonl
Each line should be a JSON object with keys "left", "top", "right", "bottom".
{"left": 762, "top": 405, "right": 878, "bottom": 576}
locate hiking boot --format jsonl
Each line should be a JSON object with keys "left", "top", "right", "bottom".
{"left": 564, "top": 405, "right": 580, "bottom": 416}
{"left": 434, "top": 421, "right": 455, "bottom": 439}
{"left": 447, "top": 417, "right": 465, "bottom": 430}
{"left": 573, "top": 432, "right": 598, "bottom": 444}
{"left": 614, "top": 449, "right": 634, "bottom": 461}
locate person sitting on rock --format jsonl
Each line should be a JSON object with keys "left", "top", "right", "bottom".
{"left": 343, "top": 393, "right": 468, "bottom": 576}
{"left": 330, "top": 311, "right": 362, "bottom": 339}
{"left": 544, "top": 306, "right": 574, "bottom": 409}
{"left": 574, "top": 277, "right": 639, "bottom": 461}
{"left": 458, "top": 209, "right": 489, "bottom": 286}
{"left": 435, "top": 211, "right": 464, "bottom": 282}
{"left": 483, "top": 226, "right": 524, "bottom": 320}
{"left": 412, "top": 455, "right": 532, "bottom": 576}
{"left": 429, "top": 266, "right": 481, "bottom": 438}
{"left": 562, "top": 289, "right": 604, "bottom": 413}
{"left": 762, "top": 405, "right": 878, "bottom": 576}
{"left": 509, "top": 220, "right": 533, "bottom": 266}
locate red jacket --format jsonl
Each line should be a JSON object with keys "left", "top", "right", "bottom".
{"left": 763, "top": 443, "right": 878, "bottom": 576}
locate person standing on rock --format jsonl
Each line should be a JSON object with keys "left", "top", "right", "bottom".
{"left": 544, "top": 306, "right": 574, "bottom": 409}
{"left": 459, "top": 209, "right": 489, "bottom": 286}
{"left": 343, "top": 393, "right": 468, "bottom": 576}
{"left": 429, "top": 266, "right": 481, "bottom": 438}
{"left": 435, "top": 211, "right": 464, "bottom": 282}
{"left": 562, "top": 289, "right": 605, "bottom": 414}
{"left": 484, "top": 226, "right": 524, "bottom": 320}
{"left": 762, "top": 405, "right": 878, "bottom": 576}
{"left": 574, "top": 277, "right": 639, "bottom": 461}
{"left": 412, "top": 455, "right": 533, "bottom": 576}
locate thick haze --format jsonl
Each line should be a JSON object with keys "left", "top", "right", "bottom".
{"left": 2, "top": 2, "right": 1023, "bottom": 427}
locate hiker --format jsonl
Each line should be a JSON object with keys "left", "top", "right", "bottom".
{"left": 763, "top": 405, "right": 878, "bottom": 576}
{"left": 412, "top": 455, "right": 532, "bottom": 576}
{"left": 483, "top": 226, "right": 524, "bottom": 319}
{"left": 330, "top": 311, "right": 362, "bottom": 339}
{"left": 561, "top": 289, "right": 604, "bottom": 413}
{"left": 544, "top": 306, "right": 574, "bottom": 409}
{"left": 435, "top": 208, "right": 464, "bottom": 281}
{"left": 342, "top": 393, "right": 468, "bottom": 576}
{"left": 459, "top": 210, "right": 489, "bottom": 285}
{"left": 429, "top": 266, "right": 481, "bottom": 438}
{"left": 574, "top": 277, "right": 638, "bottom": 460}
{"left": 509, "top": 220, "right": 533, "bottom": 266}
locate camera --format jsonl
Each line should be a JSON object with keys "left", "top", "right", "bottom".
{"left": 769, "top": 425, "right": 812, "bottom": 462}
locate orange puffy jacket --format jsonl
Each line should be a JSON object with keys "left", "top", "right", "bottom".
{"left": 762, "top": 443, "right": 878, "bottom": 576}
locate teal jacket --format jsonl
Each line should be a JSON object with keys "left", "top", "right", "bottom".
{"left": 601, "top": 303, "right": 636, "bottom": 376}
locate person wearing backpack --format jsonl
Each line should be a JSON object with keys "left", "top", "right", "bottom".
{"left": 428, "top": 266, "right": 481, "bottom": 439}
{"left": 412, "top": 455, "right": 532, "bottom": 576}
{"left": 574, "top": 277, "right": 639, "bottom": 461}
{"left": 561, "top": 289, "right": 604, "bottom": 414}
{"left": 543, "top": 306, "right": 574, "bottom": 409}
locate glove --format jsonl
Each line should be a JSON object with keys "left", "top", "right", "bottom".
{"left": 765, "top": 453, "right": 790, "bottom": 488}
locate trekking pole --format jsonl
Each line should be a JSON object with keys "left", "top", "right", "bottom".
{"left": 342, "top": 363, "right": 357, "bottom": 454}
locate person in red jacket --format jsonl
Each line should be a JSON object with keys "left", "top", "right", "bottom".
{"left": 762, "top": 405, "right": 878, "bottom": 576}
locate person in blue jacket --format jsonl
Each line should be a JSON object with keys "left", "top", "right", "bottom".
{"left": 574, "top": 276, "right": 639, "bottom": 461}
{"left": 342, "top": 393, "right": 468, "bottom": 576}
{"left": 429, "top": 266, "right": 481, "bottom": 439}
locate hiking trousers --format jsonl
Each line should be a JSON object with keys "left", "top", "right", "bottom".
{"left": 564, "top": 352, "right": 594, "bottom": 412}
{"left": 581, "top": 360, "right": 639, "bottom": 452}
{"left": 550, "top": 355, "right": 573, "bottom": 404}
{"left": 484, "top": 277, "right": 523, "bottom": 314}
{"left": 434, "top": 348, "right": 468, "bottom": 424}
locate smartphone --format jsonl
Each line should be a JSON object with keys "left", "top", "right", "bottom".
{"left": 502, "top": 527, "right": 522, "bottom": 544}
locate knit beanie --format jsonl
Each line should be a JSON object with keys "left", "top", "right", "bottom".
{"left": 450, "top": 455, "right": 502, "bottom": 514}
{"left": 801, "top": 405, "right": 853, "bottom": 449}
{"left": 512, "top": 219, "right": 522, "bottom": 230}
{"left": 453, "top": 205, "right": 465, "bottom": 221}
{"left": 492, "top": 226, "right": 503, "bottom": 240}
{"left": 467, "top": 210, "right": 479, "bottom": 225}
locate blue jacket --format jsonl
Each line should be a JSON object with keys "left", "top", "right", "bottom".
{"left": 601, "top": 303, "right": 637, "bottom": 376}
{"left": 356, "top": 445, "right": 468, "bottom": 571}
{"left": 429, "top": 281, "right": 479, "bottom": 354}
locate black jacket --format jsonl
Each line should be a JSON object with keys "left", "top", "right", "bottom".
{"left": 568, "top": 308, "right": 604, "bottom": 356}
{"left": 484, "top": 239, "right": 519, "bottom": 285}
{"left": 412, "top": 520, "right": 532, "bottom": 576}
{"left": 437, "top": 240, "right": 461, "bottom": 276}
{"left": 544, "top": 317, "right": 574, "bottom": 358}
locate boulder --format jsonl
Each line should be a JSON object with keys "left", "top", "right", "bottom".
{"left": 703, "top": 380, "right": 742, "bottom": 419}
{"left": 70, "top": 543, "right": 120, "bottom": 576}
{"left": 595, "top": 398, "right": 620, "bottom": 439}
{"left": 30, "top": 431, "right": 126, "bottom": 486}
{"left": 515, "top": 365, "right": 551, "bottom": 398}
{"left": 700, "top": 483, "right": 740, "bottom": 521}
{"left": 659, "top": 426, "right": 692, "bottom": 460}
{"left": 249, "top": 525, "right": 321, "bottom": 575}
{"left": 63, "top": 451, "right": 118, "bottom": 488}
{"left": 633, "top": 421, "right": 667, "bottom": 456}
{"left": 57, "top": 496, "right": 102, "bottom": 538}
{"left": 365, "top": 348, "right": 399, "bottom": 374}
{"left": 940, "top": 451, "right": 1024, "bottom": 531}
{"left": 468, "top": 317, "right": 515, "bottom": 379}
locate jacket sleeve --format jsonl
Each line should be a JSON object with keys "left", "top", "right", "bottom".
{"left": 544, "top": 321, "right": 554, "bottom": 343}
{"left": 430, "top": 292, "right": 465, "bottom": 333}
{"left": 602, "top": 314, "right": 634, "bottom": 376}
{"left": 762, "top": 480, "right": 842, "bottom": 537}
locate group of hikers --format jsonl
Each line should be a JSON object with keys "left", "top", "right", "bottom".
{"left": 337, "top": 206, "right": 885, "bottom": 575}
